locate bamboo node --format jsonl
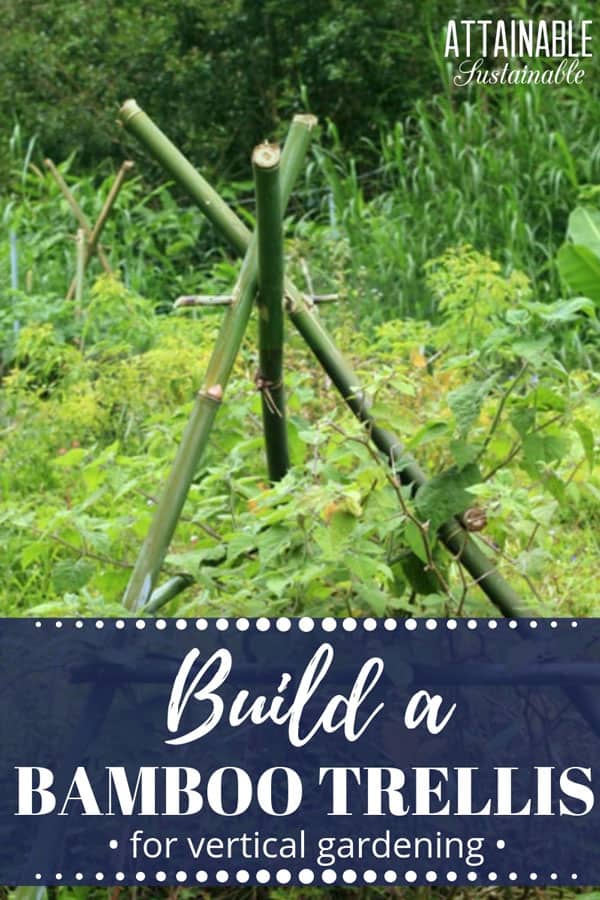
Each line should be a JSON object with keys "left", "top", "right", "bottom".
{"left": 201, "top": 384, "right": 224, "bottom": 403}
{"left": 255, "top": 372, "right": 283, "bottom": 417}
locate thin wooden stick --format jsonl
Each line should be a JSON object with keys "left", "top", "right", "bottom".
{"left": 44, "top": 158, "right": 113, "bottom": 275}
{"left": 174, "top": 292, "right": 339, "bottom": 309}
{"left": 174, "top": 294, "right": 233, "bottom": 308}
{"left": 66, "top": 160, "right": 134, "bottom": 300}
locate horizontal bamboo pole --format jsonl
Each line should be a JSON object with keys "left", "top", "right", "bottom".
{"left": 174, "top": 294, "right": 233, "bottom": 308}
{"left": 253, "top": 142, "right": 289, "bottom": 481}
{"left": 174, "top": 292, "right": 339, "bottom": 310}
{"left": 120, "top": 107, "right": 316, "bottom": 610}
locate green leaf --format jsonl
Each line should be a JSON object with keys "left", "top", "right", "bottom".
{"left": 414, "top": 463, "right": 480, "bottom": 534}
{"left": 449, "top": 439, "right": 479, "bottom": 468}
{"left": 258, "top": 527, "right": 291, "bottom": 566}
{"left": 227, "top": 531, "right": 258, "bottom": 563}
{"left": 538, "top": 296, "right": 595, "bottom": 323}
{"left": 557, "top": 243, "right": 600, "bottom": 303}
{"left": 573, "top": 420, "right": 595, "bottom": 471}
{"left": 407, "top": 420, "right": 449, "bottom": 449}
{"left": 329, "top": 510, "right": 357, "bottom": 545}
{"left": 20, "top": 541, "right": 48, "bottom": 567}
{"left": 404, "top": 520, "right": 429, "bottom": 563}
{"left": 532, "top": 386, "right": 566, "bottom": 412}
{"left": 356, "top": 583, "right": 389, "bottom": 616}
{"left": 510, "top": 407, "right": 536, "bottom": 438}
{"left": 448, "top": 381, "right": 486, "bottom": 436}
{"left": 567, "top": 207, "right": 600, "bottom": 258}
{"left": 52, "top": 558, "right": 95, "bottom": 593}
{"left": 543, "top": 474, "right": 567, "bottom": 504}
{"left": 398, "top": 552, "right": 440, "bottom": 596}
{"left": 521, "top": 433, "right": 570, "bottom": 476}
{"left": 53, "top": 447, "right": 87, "bottom": 468}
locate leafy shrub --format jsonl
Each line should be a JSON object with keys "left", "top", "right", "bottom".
{"left": 1, "top": 246, "right": 597, "bottom": 620}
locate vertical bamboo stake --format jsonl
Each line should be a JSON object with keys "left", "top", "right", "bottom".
{"left": 74, "top": 228, "right": 86, "bottom": 318}
{"left": 120, "top": 109, "right": 316, "bottom": 610}
{"left": 253, "top": 143, "right": 289, "bottom": 481}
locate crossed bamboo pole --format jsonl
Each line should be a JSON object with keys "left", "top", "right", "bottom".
{"left": 120, "top": 103, "right": 316, "bottom": 610}
{"left": 44, "top": 158, "right": 114, "bottom": 276}
{"left": 44, "top": 157, "right": 134, "bottom": 299}
{"left": 119, "top": 100, "right": 525, "bottom": 618}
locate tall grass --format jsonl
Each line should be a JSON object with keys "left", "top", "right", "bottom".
{"left": 3, "top": 68, "right": 600, "bottom": 333}
{"left": 305, "top": 78, "right": 600, "bottom": 320}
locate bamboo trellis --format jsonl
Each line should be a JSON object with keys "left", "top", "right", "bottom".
{"left": 116, "top": 98, "right": 600, "bottom": 736}
{"left": 118, "top": 99, "right": 527, "bottom": 620}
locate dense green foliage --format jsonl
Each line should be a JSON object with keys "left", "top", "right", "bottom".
{"left": 0, "top": 0, "right": 496, "bottom": 179}
{"left": 1, "top": 238, "right": 598, "bottom": 620}
{"left": 3, "top": 1, "right": 597, "bottom": 179}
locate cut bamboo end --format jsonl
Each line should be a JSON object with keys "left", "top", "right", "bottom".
{"left": 252, "top": 143, "right": 281, "bottom": 170}
{"left": 119, "top": 99, "right": 143, "bottom": 124}
{"left": 292, "top": 113, "right": 318, "bottom": 130}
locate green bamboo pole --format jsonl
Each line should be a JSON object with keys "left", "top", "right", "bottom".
{"left": 284, "top": 292, "right": 527, "bottom": 615}
{"left": 120, "top": 108, "right": 316, "bottom": 610}
{"left": 253, "top": 142, "right": 289, "bottom": 481}
{"left": 13, "top": 888, "right": 47, "bottom": 900}
{"left": 145, "top": 573, "right": 194, "bottom": 613}
{"left": 119, "top": 101, "right": 316, "bottom": 254}
{"left": 66, "top": 160, "right": 134, "bottom": 300}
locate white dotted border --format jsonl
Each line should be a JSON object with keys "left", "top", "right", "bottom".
{"left": 31, "top": 615, "right": 580, "bottom": 887}
{"left": 34, "top": 869, "right": 578, "bottom": 884}
{"left": 32, "top": 617, "right": 581, "bottom": 631}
